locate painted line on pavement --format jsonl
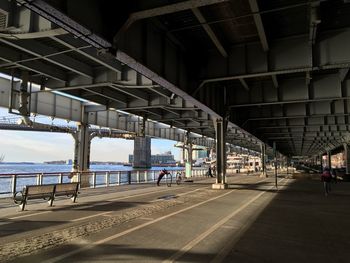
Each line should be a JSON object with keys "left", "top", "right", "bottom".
{"left": 210, "top": 178, "right": 290, "bottom": 263}
{"left": 42, "top": 177, "right": 269, "bottom": 263}
{"left": 71, "top": 186, "right": 207, "bottom": 222}
{"left": 162, "top": 178, "right": 287, "bottom": 263}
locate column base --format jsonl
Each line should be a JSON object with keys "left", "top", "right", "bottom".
{"left": 70, "top": 171, "right": 91, "bottom": 188}
{"left": 212, "top": 183, "right": 228, "bottom": 190}
{"left": 260, "top": 172, "right": 267, "bottom": 178}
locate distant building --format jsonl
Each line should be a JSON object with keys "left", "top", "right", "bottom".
{"left": 129, "top": 151, "right": 176, "bottom": 165}
{"left": 196, "top": 150, "right": 208, "bottom": 159}
{"left": 179, "top": 146, "right": 208, "bottom": 163}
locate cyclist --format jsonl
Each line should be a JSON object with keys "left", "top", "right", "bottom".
{"left": 157, "top": 169, "right": 170, "bottom": 186}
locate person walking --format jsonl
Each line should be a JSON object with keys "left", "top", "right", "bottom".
{"left": 321, "top": 168, "right": 332, "bottom": 196}
{"left": 208, "top": 166, "right": 214, "bottom": 177}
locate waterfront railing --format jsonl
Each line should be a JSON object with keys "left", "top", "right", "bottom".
{"left": 0, "top": 168, "right": 208, "bottom": 198}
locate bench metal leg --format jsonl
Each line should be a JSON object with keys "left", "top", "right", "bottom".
{"left": 71, "top": 194, "right": 77, "bottom": 203}
{"left": 20, "top": 198, "right": 27, "bottom": 211}
{"left": 48, "top": 197, "right": 54, "bottom": 206}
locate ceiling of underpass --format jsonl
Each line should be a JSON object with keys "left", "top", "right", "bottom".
{"left": 1, "top": 0, "right": 350, "bottom": 157}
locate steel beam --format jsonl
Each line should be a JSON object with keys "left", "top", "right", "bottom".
{"left": 51, "top": 36, "right": 122, "bottom": 73}
{"left": 272, "top": 75, "right": 278, "bottom": 88}
{"left": 110, "top": 84, "right": 149, "bottom": 102}
{"left": 248, "top": 0, "right": 269, "bottom": 51}
{"left": 0, "top": 38, "right": 94, "bottom": 78}
{"left": 229, "top": 97, "right": 350, "bottom": 108}
{"left": 239, "top": 78, "right": 249, "bottom": 91}
{"left": 191, "top": 7, "right": 227, "bottom": 57}
{"left": 19, "top": 0, "right": 111, "bottom": 49}
{"left": 340, "top": 68, "right": 349, "bottom": 82}
{"left": 0, "top": 45, "right": 67, "bottom": 82}
{"left": 114, "top": 0, "right": 229, "bottom": 42}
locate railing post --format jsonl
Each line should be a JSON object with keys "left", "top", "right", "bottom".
{"left": 37, "top": 173, "right": 43, "bottom": 185}
{"left": 11, "top": 174, "right": 17, "bottom": 195}
{"left": 106, "top": 171, "right": 110, "bottom": 187}
{"left": 92, "top": 172, "right": 96, "bottom": 188}
{"left": 78, "top": 172, "right": 81, "bottom": 185}
{"left": 117, "top": 172, "right": 121, "bottom": 185}
{"left": 59, "top": 173, "right": 63, "bottom": 184}
{"left": 127, "top": 171, "right": 131, "bottom": 184}
{"left": 136, "top": 171, "right": 140, "bottom": 183}
{"left": 144, "top": 171, "right": 148, "bottom": 182}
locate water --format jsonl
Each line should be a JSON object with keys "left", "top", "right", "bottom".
{"left": 0, "top": 164, "right": 181, "bottom": 174}
{"left": 0, "top": 164, "right": 184, "bottom": 197}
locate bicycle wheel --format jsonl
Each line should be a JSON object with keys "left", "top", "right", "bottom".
{"left": 176, "top": 172, "right": 182, "bottom": 185}
{"left": 166, "top": 173, "right": 172, "bottom": 187}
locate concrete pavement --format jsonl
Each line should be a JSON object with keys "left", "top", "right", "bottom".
{"left": 0, "top": 173, "right": 349, "bottom": 262}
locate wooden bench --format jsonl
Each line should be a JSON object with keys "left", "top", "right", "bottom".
{"left": 13, "top": 183, "right": 79, "bottom": 211}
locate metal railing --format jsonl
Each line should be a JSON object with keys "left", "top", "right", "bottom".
{"left": 0, "top": 168, "right": 208, "bottom": 198}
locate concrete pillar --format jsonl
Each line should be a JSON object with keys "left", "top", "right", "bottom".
{"left": 133, "top": 136, "right": 151, "bottom": 168}
{"left": 182, "top": 146, "right": 186, "bottom": 165}
{"left": 343, "top": 143, "right": 350, "bottom": 174}
{"left": 185, "top": 142, "right": 193, "bottom": 178}
{"left": 212, "top": 118, "right": 228, "bottom": 189}
{"left": 327, "top": 151, "right": 332, "bottom": 169}
{"left": 71, "top": 122, "right": 91, "bottom": 187}
{"left": 253, "top": 156, "right": 256, "bottom": 172}
{"left": 260, "top": 143, "right": 267, "bottom": 177}
{"left": 18, "top": 71, "right": 30, "bottom": 116}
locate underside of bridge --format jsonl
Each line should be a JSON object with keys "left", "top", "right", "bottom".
{"left": 0, "top": 0, "right": 350, "bottom": 160}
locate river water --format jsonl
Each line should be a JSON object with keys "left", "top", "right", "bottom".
{"left": 0, "top": 164, "right": 181, "bottom": 174}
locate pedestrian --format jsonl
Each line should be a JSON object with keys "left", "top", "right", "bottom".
{"left": 208, "top": 166, "right": 213, "bottom": 177}
{"left": 157, "top": 169, "right": 169, "bottom": 186}
{"left": 321, "top": 168, "right": 332, "bottom": 196}
{"left": 331, "top": 168, "right": 337, "bottom": 184}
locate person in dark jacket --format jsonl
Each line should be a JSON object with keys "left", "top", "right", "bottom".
{"left": 321, "top": 168, "right": 332, "bottom": 196}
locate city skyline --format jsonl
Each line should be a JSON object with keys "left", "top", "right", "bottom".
{"left": 0, "top": 107, "right": 180, "bottom": 162}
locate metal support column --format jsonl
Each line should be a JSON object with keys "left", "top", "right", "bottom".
{"left": 327, "top": 151, "right": 332, "bottom": 169}
{"left": 260, "top": 142, "right": 267, "bottom": 177}
{"left": 343, "top": 143, "right": 350, "bottom": 174}
{"left": 273, "top": 142, "right": 277, "bottom": 188}
{"left": 184, "top": 132, "right": 193, "bottom": 178}
{"left": 71, "top": 109, "right": 91, "bottom": 187}
{"left": 212, "top": 118, "right": 228, "bottom": 189}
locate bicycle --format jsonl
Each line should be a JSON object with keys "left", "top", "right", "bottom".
{"left": 165, "top": 172, "right": 173, "bottom": 187}
{"left": 175, "top": 171, "right": 183, "bottom": 185}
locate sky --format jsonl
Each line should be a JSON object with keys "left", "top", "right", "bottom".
{"left": 0, "top": 107, "right": 180, "bottom": 162}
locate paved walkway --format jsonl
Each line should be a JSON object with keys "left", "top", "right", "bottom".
{"left": 0, "top": 173, "right": 349, "bottom": 262}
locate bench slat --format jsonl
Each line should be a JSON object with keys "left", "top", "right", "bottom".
{"left": 14, "top": 183, "right": 79, "bottom": 211}
{"left": 26, "top": 185, "right": 55, "bottom": 195}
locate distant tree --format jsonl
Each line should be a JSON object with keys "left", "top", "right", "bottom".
{"left": 0, "top": 154, "right": 4, "bottom": 162}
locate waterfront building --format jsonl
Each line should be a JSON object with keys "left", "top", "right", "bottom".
{"left": 129, "top": 151, "right": 176, "bottom": 166}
